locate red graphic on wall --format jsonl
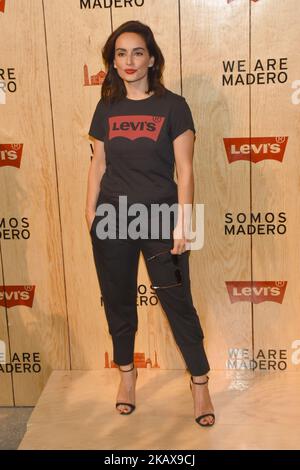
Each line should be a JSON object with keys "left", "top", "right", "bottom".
{"left": 0, "top": 144, "right": 23, "bottom": 168}
{"left": 0, "top": 285, "right": 36, "bottom": 308}
{"left": 104, "top": 351, "right": 160, "bottom": 369}
{"left": 223, "top": 137, "right": 288, "bottom": 163}
{"left": 0, "top": 0, "right": 5, "bottom": 13}
{"left": 226, "top": 281, "right": 287, "bottom": 304}
{"left": 109, "top": 115, "right": 165, "bottom": 142}
{"left": 83, "top": 64, "right": 106, "bottom": 86}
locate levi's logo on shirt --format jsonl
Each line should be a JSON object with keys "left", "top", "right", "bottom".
{"left": 108, "top": 115, "right": 165, "bottom": 142}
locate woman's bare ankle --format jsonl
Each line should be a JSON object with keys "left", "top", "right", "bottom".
{"left": 119, "top": 362, "right": 134, "bottom": 372}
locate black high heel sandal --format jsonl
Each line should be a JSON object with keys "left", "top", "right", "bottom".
{"left": 190, "top": 375, "right": 215, "bottom": 427}
{"left": 115, "top": 364, "right": 138, "bottom": 415}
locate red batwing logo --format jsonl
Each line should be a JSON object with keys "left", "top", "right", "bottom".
{"left": 226, "top": 281, "right": 287, "bottom": 304}
{"left": 223, "top": 137, "right": 288, "bottom": 163}
{"left": 108, "top": 115, "right": 165, "bottom": 142}
{"left": 0, "top": 285, "right": 36, "bottom": 308}
{"left": 0, "top": 144, "right": 24, "bottom": 168}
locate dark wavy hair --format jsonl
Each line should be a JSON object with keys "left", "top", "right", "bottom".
{"left": 101, "top": 20, "right": 166, "bottom": 104}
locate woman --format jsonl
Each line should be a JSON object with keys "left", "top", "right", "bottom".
{"left": 86, "top": 20, "right": 215, "bottom": 427}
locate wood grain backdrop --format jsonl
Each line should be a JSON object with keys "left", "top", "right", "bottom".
{"left": 0, "top": 0, "right": 299, "bottom": 405}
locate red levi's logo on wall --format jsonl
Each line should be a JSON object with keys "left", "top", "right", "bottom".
{"left": 0, "top": 285, "right": 36, "bottom": 308}
{"left": 226, "top": 281, "right": 287, "bottom": 304}
{"left": 223, "top": 137, "right": 288, "bottom": 163}
{"left": 109, "top": 115, "right": 165, "bottom": 142}
{"left": 0, "top": 144, "right": 24, "bottom": 168}
{"left": 0, "top": 0, "right": 5, "bottom": 13}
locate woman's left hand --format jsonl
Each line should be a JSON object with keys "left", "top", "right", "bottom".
{"left": 170, "top": 224, "right": 187, "bottom": 255}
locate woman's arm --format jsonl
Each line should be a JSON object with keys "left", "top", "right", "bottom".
{"left": 85, "top": 138, "right": 106, "bottom": 231}
{"left": 170, "top": 129, "right": 195, "bottom": 254}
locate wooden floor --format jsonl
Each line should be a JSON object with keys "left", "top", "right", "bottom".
{"left": 18, "top": 369, "right": 300, "bottom": 450}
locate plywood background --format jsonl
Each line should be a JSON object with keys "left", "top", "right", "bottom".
{"left": 0, "top": 0, "right": 299, "bottom": 405}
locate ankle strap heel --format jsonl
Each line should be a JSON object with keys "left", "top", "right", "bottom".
{"left": 191, "top": 375, "right": 209, "bottom": 386}
{"left": 189, "top": 375, "right": 215, "bottom": 427}
{"left": 119, "top": 364, "right": 135, "bottom": 373}
{"left": 115, "top": 364, "right": 138, "bottom": 415}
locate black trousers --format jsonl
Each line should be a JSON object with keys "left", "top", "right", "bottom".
{"left": 90, "top": 192, "right": 210, "bottom": 376}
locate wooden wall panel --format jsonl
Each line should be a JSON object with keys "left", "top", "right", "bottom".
{"left": 0, "top": 248, "right": 14, "bottom": 405}
{"left": 181, "top": 0, "right": 252, "bottom": 370}
{"left": 1, "top": 0, "right": 299, "bottom": 406}
{"left": 0, "top": 0, "right": 70, "bottom": 405}
{"left": 251, "top": 0, "right": 300, "bottom": 370}
{"left": 43, "top": 0, "right": 113, "bottom": 369}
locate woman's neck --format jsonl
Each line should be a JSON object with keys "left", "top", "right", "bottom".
{"left": 124, "top": 83, "right": 153, "bottom": 100}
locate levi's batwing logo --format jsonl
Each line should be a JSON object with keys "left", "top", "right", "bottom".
{"left": 108, "top": 115, "right": 165, "bottom": 142}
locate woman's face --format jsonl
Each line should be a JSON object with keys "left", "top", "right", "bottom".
{"left": 113, "top": 32, "right": 155, "bottom": 84}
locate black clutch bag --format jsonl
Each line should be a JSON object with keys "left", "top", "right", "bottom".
{"left": 146, "top": 249, "right": 182, "bottom": 289}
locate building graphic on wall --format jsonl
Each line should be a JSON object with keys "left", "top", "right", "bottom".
{"left": 83, "top": 64, "right": 106, "bottom": 86}
{"left": 0, "top": 0, "right": 5, "bottom": 14}
{"left": 104, "top": 351, "right": 160, "bottom": 369}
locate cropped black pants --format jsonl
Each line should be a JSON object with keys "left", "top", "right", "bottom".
{"left": 90, "top": 192, "right": 210, "bottom": 376}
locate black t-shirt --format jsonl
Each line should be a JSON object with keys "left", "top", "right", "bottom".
{"left": 88, "top": 88, "right": 196, "bottom": 206}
